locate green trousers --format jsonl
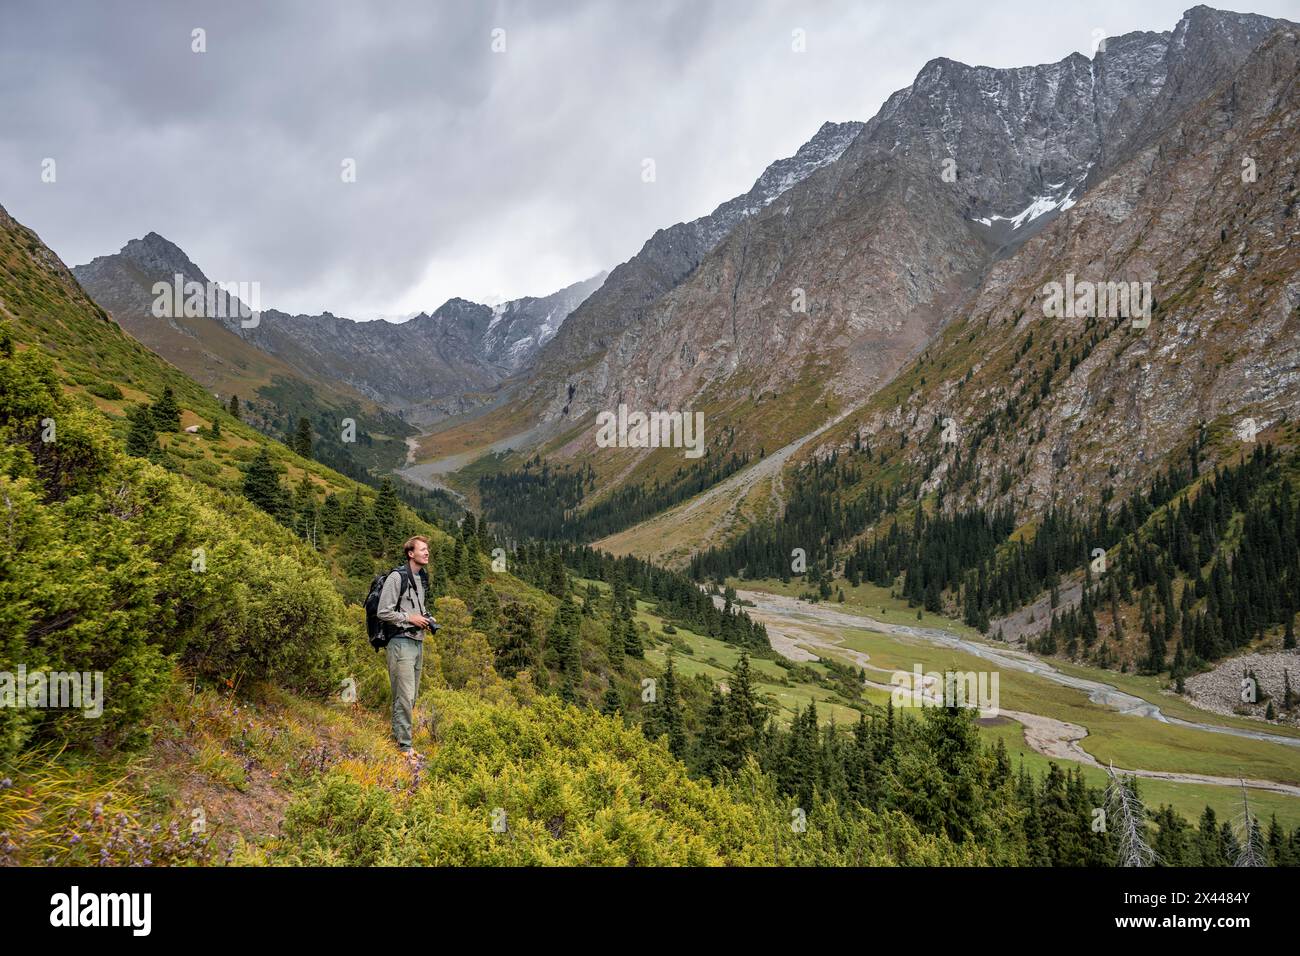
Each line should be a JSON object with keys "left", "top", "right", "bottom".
{"left": 386, "top": 635, "right": 424, "bottom": 750}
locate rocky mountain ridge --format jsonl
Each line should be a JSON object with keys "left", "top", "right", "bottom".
{"left": 73, "top": 233, "right": 605, "bottom": 425}
{"left": 501, "top": 6, "right": 1295, "bottom": 511}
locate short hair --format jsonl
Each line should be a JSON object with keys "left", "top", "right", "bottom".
{"left": 403, "top": 534, "right": 430, "bottom": 558}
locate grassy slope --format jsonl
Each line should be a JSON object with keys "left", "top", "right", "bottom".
{"left": 0, "top": 209, "right": 398, "bottom": 500}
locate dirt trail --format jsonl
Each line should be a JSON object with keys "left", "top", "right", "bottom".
{"left": 598, "top": 405, "right": 862, "bottom": 561}
{"left": 678, "top": 407, "right": 855, "bottom": 529}
{"left": 731, "top": 588, "right": 1300, "bottom": 797}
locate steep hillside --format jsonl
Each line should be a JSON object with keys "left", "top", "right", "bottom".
{"left": 472, "top": 7, "right": 1296, "bottom": 553}
{"left": 69, "top": 234, "right": 414, "bottom": 476}
{"left": 415, "top": 119, "right": 865, "bottom": 465}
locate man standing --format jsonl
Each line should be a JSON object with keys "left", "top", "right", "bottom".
{"left": 377, "top": 535, "right": 435, "bottom": 760}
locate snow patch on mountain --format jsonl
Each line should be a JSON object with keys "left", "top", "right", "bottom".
{"left": 970, "top": 172, "right": 1088, "bottom": 230}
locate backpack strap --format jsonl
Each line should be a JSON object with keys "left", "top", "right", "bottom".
{"left": 392, "top": 565, "right": 412, "bottom": 598}
{"left": 389, "top": 566, "right": 423, "bottom": 627}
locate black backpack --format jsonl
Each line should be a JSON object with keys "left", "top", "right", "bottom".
{"left": 364, "top": 566, "right": 415, "bottom": 651}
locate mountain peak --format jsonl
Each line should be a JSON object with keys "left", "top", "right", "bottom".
{"left": 1172, "top": 3, "right": 1294, "bottom": 48}
{"left": 111, "top": 231, "right": 207, "bottom": 283}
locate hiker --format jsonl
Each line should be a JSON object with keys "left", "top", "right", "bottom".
{"left": 376, "top": 535, "right": 436, "bottom": 760}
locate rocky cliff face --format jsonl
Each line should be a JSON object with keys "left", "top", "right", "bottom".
{"left": 510, "top": 6, "right": 1295, "bottom": 505}
{"left": 812, "top": 21, "right": 1300, "bottom": 520}
{"left": 521, "top": 120, "right": 864, "bottom": 391}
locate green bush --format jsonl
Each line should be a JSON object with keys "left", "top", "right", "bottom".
{"left": 270, "top": 690, "right": 988, "bottom": 866}
{"left": 0, "top": 336, "right": 345, "bottom": 757}
{"left": 86, "top": 381, "right": 123, "bottom": 400}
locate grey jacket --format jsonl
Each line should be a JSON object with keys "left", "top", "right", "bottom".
{"left": 376, "top": 566, "right": 430, "bottom": 639}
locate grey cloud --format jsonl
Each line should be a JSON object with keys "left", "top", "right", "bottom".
{"left": 3, "top": 0, "right": 1292, "bottom": 317}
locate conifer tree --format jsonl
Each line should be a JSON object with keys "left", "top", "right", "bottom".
{"left": 660, "top": 654, "right": 686, "bottom": 757}
{"left": 559, "top": 676, "right": 578, "bottom": 706}
{"left": 242, "top": 446, "right": 286, "bottom": 520}
{"left": 547, "top": 599, "right": 581, "bottom": 683}
{"left": 428, "top": 544, "right": 450, "bottom": 597}
{"left": 372, "top": 476, "right": 401, "bottom": 544}
{"left": 449, "top": 536, "right": 464, "bottom": 578}
{"left": 694, "top": 687, "right": 727, "bottom": 780}
{"left": 292, "top": 472, "right": 319, "bottom": 546}
{"left": 472, "top": 583, "right": 502, "bottom": 633}
{"left": 621, "top": 601, "right": 643, "bottom": 658}
{"left": 341, "top": 489, "right": 375, "bottom": 576}
{"left": 494, "top": 602, "right": 538, "bottom": 678}
{"left": 151, "top": 385, "right": 181, "bottom": 432}
{"left": 718, "top": 653, "right": 763, "bottom": 771}
{"left": 1195, "top": 806, "right": 1226, "bottom": 866}
{"left": 125, "top": 403, "right": 159, "bottom": 459}
{"left": 292, "top": 416, "right": 313, "bottom": 460}
{"left": 600, "top": 686, "right": 622, "bottom": 717}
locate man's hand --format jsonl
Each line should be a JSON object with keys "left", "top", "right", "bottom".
{"left": 407, "top": 614, "right": 432, "bottom": 628}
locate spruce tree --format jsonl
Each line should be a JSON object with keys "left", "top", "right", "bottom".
{"left": 621, "top": 602, "right": 644, "bottom": 658}
{"left": 228, "top": 394, "right": 241, "bottom": 420}
{"left": 125, "top": 403, "right": 159, "bottom": 459}
{"left": 292, "top": 416, "right": 313, "bottom": 460}
{"left": 718, "top": 653, "right": 763, "bottom": 771}
{"left": 150, "top": 385, "right": 181, "bottom": 432}
{"left": 242, "top": 446, "right": 286, "bottom": 520}
{"left": 607, "top": 614, "right": 625, "bottom": 666}
{"left": 321, "top": 493, "right": 342, "bottom": 538}
{"left": 494, "top": 602, "right": 537, "bottom": 678}
{"left": 1195, "top": 806, "right": 1225, "bottom": 865}
{"left": 600, "top": 686, "right": 622, "bottom": 717}
{"left": 341, "top": 490, "right": 375, "bottom": 576}
{"left": 472, "top": 583, "right": 502, "bottom": 633}
{"left": 558, "top": 676, "right": 578, "bottom": 706}
{"left": 428, "top": 545, "right": 450, "bottom": 597}
{"left": 546, "top": 600, "right": 581, "bottom": 683}
{"left": 372, "top": 477, "right": 401, "bottom": 543}
{"left": 694, "top": 687, "right": 727, "bottom": 780}
{"left": 660, "top": 654, "right": 686, "bottom": 757}
{"left": 292, "top": 472, "right": 319, "bottom": 545}
{"left": 560, "top": 595, "right": 582, "bottom": 678}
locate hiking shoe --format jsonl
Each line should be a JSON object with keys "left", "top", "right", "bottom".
{"left": 400, "top": 747, "right": 424, "bottom": 762}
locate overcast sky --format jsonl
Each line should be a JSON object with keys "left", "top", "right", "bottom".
{"left": 2, "top": 0, "right": 1294, "bottom": 319}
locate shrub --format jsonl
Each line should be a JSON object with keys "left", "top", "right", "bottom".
{"left": 86, "top": 381, "right": 123, "bottom": 401}
{"left": 0, "top": 334, "right": 345, "bottom": 757}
